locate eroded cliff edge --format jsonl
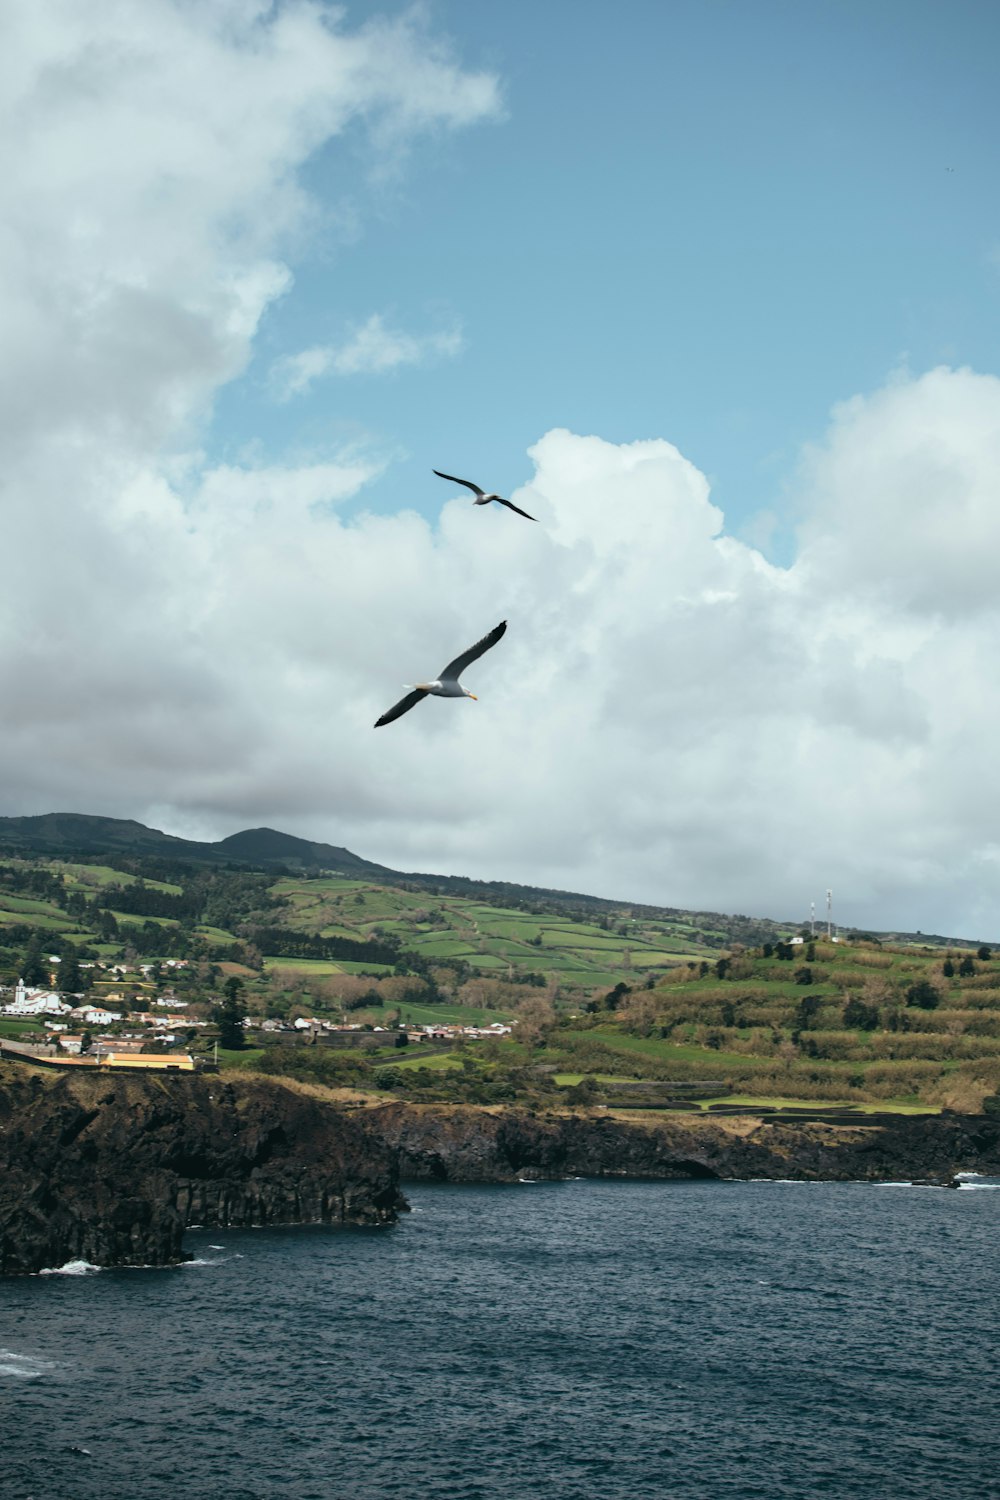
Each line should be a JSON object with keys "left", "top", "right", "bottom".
{"left": 4, "top": 1070, "right": 1000, "bottom": 1275}
{"left": 370, "top": 1100, "right": 1000, "bottom": 1187}
{"left": 0, "top": 1070, "right": 401, "bottom": 1275}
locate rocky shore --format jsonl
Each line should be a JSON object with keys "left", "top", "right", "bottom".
{"left": 371, "top": 1100, "right": 1000, "bottom": 1185}
{"left": 0, "top": 1070, "right": 401, "bottom": 1276}
{"left": 3, "top": 1068, "right": 999, "bottom": 1274}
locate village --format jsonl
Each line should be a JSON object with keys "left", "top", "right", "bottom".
{"left": 0, "top": 956, "right": 512, "bottom": 1073}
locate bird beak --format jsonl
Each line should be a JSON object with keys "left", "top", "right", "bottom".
{"left": 467, "top": 693, "right": 478, "bottom": 700}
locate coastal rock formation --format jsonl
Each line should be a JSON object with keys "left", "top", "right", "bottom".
{"left": 0, "top": 1070, "right": 401, "bottom": 1275}
{"left": 4, "top": 1067, "right": 1000, "bottom": 1277}
{"left": 370, "top": 1102, "right": 1000, "bottom": 1186}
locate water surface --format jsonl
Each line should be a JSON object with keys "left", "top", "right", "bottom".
{"left": 4, "top": 1178, "right": 998, "bottom": 1499}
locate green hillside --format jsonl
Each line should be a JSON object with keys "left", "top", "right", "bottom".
{"left": 3, "top": 838, "right": 1000, "bottom": 1118}
{"left": 537, "top": 937, "right": 1000, "bottom": 1112}
{"left": 267, "top": 874, "right": 720, "bottom": 987}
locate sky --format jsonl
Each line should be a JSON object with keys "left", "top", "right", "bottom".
{"left": 2, "top": 0, "right": 1000, "bottom": 938}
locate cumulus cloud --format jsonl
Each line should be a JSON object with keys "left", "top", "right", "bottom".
{"left": 2, "top": 4, "right": 999, "bottom": 939}
{"left": 271, "top": 314, "right": 464, "bottom": 398}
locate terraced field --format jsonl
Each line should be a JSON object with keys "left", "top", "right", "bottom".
{"left": 266, "top": 876, "right": 717, "bottom": 988}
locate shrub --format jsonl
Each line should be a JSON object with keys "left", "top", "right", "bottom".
{"left": 905, "top": 980, "right": 941, "bottom": 1010}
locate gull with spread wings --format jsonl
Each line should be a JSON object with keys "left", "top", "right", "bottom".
{"left": 374, "top": 621, "right": 508, "bottom": 727}
{"left": 433, "top": 470, "right": 537, "bottom": 521}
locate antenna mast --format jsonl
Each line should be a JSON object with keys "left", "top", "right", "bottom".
{"left": 826, "top": 889, "right": 833, "bottom": 939}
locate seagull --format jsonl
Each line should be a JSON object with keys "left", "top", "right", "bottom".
{"left": 433, "top": 469, "right": 537, "bottom": 521}
{"left": 374, "top": 620, "right": 508, "bottom": 727}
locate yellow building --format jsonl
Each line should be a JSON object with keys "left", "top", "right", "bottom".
{"left": 100, "top": 1052, "right": 195, "bottom": 1071}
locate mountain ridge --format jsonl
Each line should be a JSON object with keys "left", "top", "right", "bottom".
{"left": 0, "top": 810, "right": 677, "bottom": 916}
{"left": 0, "top": 810, "right": 985, "bottom": 947}
{"left": 0, "top": 812, "right": 389, "bottom": 879}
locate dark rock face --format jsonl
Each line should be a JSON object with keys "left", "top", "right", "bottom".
{"left": 0, "top": 1071, "right": 401, "bottom": 1276}
{"left": 370, "top": 1103, "right": 1000, "bottom": 1187}
{"left": 5, "top": 1070, "right": 999, "bottom": 1278}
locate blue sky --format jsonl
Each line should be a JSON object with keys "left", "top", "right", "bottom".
{"left": 213, "top": 0, "right": 1000, "bottom": 555}
{"left": 5, "top": 0, "right": 1000, "bottom": 934}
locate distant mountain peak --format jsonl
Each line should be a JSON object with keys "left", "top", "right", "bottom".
{"left": 0, "top": 812, "right": 388, "bottom": 877}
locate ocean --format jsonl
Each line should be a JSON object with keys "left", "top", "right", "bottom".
{"left": 3, "top": 1176, "right": 999, "bottom": 1500}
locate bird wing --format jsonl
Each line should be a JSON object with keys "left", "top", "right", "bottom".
{"left": 496, "top": 496, "right": 537, "bottom": 521}
{"left": 375, "top": 688, "right": 428, "bottom": 728}
{"left": 433, "top": 469, "right": 485, "bottom": 497}
{"left": 439, "top": 620, "right": 507, "bottom": 683}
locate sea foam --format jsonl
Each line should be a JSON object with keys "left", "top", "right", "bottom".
{"left": 39, "top": 1259, "right": 101, "bottom": 1276}
{"left": 0, "top": 1350, "right": 56, "bottom": 1378}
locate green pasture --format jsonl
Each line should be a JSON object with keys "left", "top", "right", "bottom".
{"left": 0, "top": 1018, "right": 43, "bottom": 1038}
{"left": 693, "top": 1093, "right": 941, "bottom": 1114}
{"left": 263, "top": 957, "right": 344, "bottom": 975}
{"left": 0, "top": 907, "right": 74, "bottom": 930}
{"left": 55, "top": 863, "right": 183, "bottom": 895}
{"left": 110, "top": 912, "right": 180, "bottom": 929}
{"left": 395, "top": 1001, "right": 512, "bottom": 1026}
{"left": 0, "top": 894, "right": 65, "bottom": 916}
{"left": 573, "top": 1028, "right": 775, "bottom": 1072}
{"left": 389, "top": 1051, "right": 466, "bottom": 1072}
{"left": 262, "top": 957, "right": 397, "bottom": 977}
{"left": 261, "top": 872, "right": 723, "bottom": 985}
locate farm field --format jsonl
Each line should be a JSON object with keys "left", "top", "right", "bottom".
{"left": 3, "top": 844, "right": 999, "bottom": 1117}
{"left": 263, "top": 874, "right": 718, "bottom": 988}
{"left": 540, "top": 937, "right": 1000, "bottom": 1111}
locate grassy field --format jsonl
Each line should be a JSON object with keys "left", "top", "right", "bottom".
{"left": 264, "top": 875, "right": 719, "bottom": 988}
{"left": 545, "top": 937, "right": 1000, "bottom": 1110}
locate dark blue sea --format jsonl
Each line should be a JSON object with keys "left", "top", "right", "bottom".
{"left": 3, "top": 1177, "right": 999, "bottom": 1500}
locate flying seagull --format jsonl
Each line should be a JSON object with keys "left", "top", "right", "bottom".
{"left": 433, "top": 469, "right": 537, "bottom": 521}
{"left": 375, "top": 620, "right": 508, "bottom": 727}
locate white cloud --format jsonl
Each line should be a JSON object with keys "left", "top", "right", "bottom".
{"left": 271, "top": 313, "right": 464, "bottom": 398}
{"left": 3, "top": 4, "right": 1000, "bottom": 940}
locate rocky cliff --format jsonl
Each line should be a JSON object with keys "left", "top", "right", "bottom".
{"left": 0, "top": 1070, "right": 401, "bottom": 1275}
{"left": 4, "top": 1068, "right": 1000, "bottom": 1276}
{"left": 370, "top": 1101, "right": 1000, "bottom": 1186}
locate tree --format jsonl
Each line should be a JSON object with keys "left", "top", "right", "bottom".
{"left": 958, "top": 955, "right": 976, "bottom": 978}
{"left": 21, "top": 935, "right": 49, "bottom": 988}
{"left": 795, "top": 993, "right": 822, "bottom": 1029}
{"left": 794, "top": 966, "right": 813, "bottom": 986}
{"left": 905, "top": 979, "right": 941, "bottom": 1010}
{"left": 212, "top": 976, "right": 246, "bottom": 1050}
{"left": 977, "top": 946, "right": 992, "bottom": 962}
{"left": 843, "top": 997, "right": 880, "bottom": 1031}
{"left": 604, "top": 981, "right": 631, "bottom": 1011}
{"left": 565, "top": 1075, "right": 601, "bottom": 1106}
{"left": 942, "top": 957, "right": 955, "bottom": 978}
{"left": 56, "top": 945, "right": 83, "bottom": 995}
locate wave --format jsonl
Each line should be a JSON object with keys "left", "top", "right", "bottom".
{"left": 39, "top": 1259, "right": 101, "bottom": 1276}
{"left": 0, "top": 1350, "right": 56, "bottom": 1379}
{"left": 181, "top": 1252, "right": 244, "bottom": 1267}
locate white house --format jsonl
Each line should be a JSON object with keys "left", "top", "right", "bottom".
{"left": 71, "top": 1006, "right": 118, "bottom": 1027}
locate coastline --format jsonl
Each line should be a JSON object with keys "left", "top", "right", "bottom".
{"left": 2, "top": 1068, "right": 999, "bottom": 1275}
